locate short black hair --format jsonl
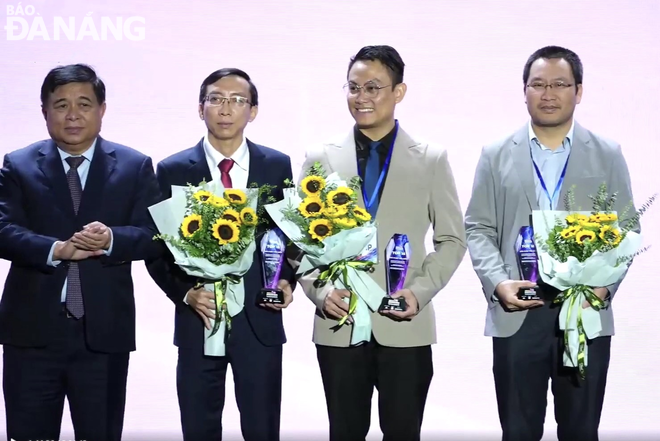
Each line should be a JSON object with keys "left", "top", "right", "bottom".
{"left": 523, "top": 45, "right": 583, "bottom": 86}
{"left": 347, "top": 45, "right": 405, "bottom": 86}
{"left": 40, "top": 63, "right": 106, "bottom": 106}
{"left": 198, "top": 68, "right": 259, "bottom": 106}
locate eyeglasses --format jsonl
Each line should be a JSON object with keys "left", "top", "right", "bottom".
{"left": 204, "top": 95, "right": 252, "bottom": 108}
{"left": 344, "top": 82, "right": 391, "bottom": 99}
{"left": 526, "top": 81, "right": 574, "bottom": 92}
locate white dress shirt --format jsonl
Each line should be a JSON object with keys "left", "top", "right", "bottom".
{"left": 182, "top": 134, "right": 251, "bottom": 305}
{"left": 45, "top": 138, "right": 114, "bottom": 302}
{"left": 203, "top": 133, "right": 250, "bottom": 189}
{"left": 528, "top": 120, "right": 574, "bottom": 210}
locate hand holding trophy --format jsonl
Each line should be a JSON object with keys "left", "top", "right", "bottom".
{"left": 378, "top": 233, "right": 410, "bottom": 312}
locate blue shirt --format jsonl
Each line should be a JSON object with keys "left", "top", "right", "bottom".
{"left": 46, "top": 139, "right": 114, "bottom": 302}
{"left": 528, "top": 121, "right": 574, "bottom": 210}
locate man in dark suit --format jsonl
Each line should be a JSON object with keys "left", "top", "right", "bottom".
{"left": 0, "top": 64, "right": 161, "bottom": 441}
{"left": 146, "top": 68, "right": 297, "bottom": 441}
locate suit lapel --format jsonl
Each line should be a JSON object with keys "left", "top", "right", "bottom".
{"left": 329, "top": 131, "right": 364, "bottom": 207}
{"left": 37, "top": 140, "right": 75, "bottom": 217}
{"left": 78, "top": 137, "right": 117, "bottom": 218}
{"left": 246, "top": 139, "right": 267, "bottom": 186}
{"left": 374, "top": 127, "right": 418, "bottom": 220}
{"left": 557, "top": 122, "right": 591, "bottom": 208}
{"left": 187, "top": 139, "right": 213, "bottom": 185}
{"left": 329, "top": 126, "right": 418, "bottom": 219}
{"left": 510, "top": 125, "right": 539, "bottom": 211}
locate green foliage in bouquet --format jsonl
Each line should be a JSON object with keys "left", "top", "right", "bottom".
{"left": 281, "top": 162, "right": 373, "bottom": 247}
{"left": 154, "top": 183, "right": 275, "bottom": 266}
{"left": 537, "top": 183, "right": 656, "bottom": 264}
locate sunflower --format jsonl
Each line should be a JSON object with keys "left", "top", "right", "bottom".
{"left": 327, "top": 186, "right": 354, "bottom": 206}
{"left": 599, "top": 225, "right": 621, "bottom": 245}
{"left": 322, "top": 204, "right": 348, "bottom": 219}
{"left": 575, "top": 230, "right": 596, "bottom": 245}
{"left": 211, "top": 218, "right": 240, "bottom": 245}
{"left": 353, "top": 207, "right": 371, "bottom": 223}
{"left": 209, "top": 196, "right": 229, "bottom": 208}
{"left": 565, "top": 214, "right": 578, "bottom": 224}
{"left": 300, "top": 175, "right": 325, "bottom": 196}
{"left": 180, "top": 214, "right": 203, "bottom": 238}
{"left": 299, "top": 197, "right": 325, "bottom": 218}
{"left": 240, "top": 207, "right": 258, "bottom": 226}
{"left": 607, "top": 213, "right": 618, "bottom": 221}
{"left": 224, "top": 189, "right": 247, "bottom": 205}
{"left": 589, "top": 213, "right": 610, "bottom": 223}
{"left": 578, "top": 221, "right": 600, "bottom": 229}
{"left": 575, "top": 214, "right": 590, "bottom": 223}
{"left": 309, "top": 219, "right": 333, "bottom": 241}
{"left": 560, "top": 225, "right": 580, "bottom": 239}
{"left": 193, "top": 190, "right": 213, "bottom": 203}
{"left": 221, "top": 209, "right": 242, "bottom": 224}
{"left": 333, "top": 217, "right": 357, "bottom": 228}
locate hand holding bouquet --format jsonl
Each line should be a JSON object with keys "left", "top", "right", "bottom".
{"left": 533, "top": 183, "right": 656, "bottom": 378}
{"left": 148, "top": 180, "right": 272, "bottom": 356}
{"left": 264, "top": 162, "right": 384, "bottom": 345}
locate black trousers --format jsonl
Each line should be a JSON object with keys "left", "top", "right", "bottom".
{"left": 176, "top": 311, "right": 283, "bottom": 441}
{"left": 3, "top": 307, "right": 130, "bottom": 441}
{"left": 493, "top": 300, "right": 611, "bottom": 441}
{"left": 316, "top": 336, "right": 433, "bottom": 441}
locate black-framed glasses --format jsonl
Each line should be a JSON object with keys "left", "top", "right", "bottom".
{"left": 526, "top": 81, "right": 574, "bottom": 92}
{"left": 343, "top": 82, "right": 391, "bottom": 98}
{"left": 204, "top": 95, "right": 252, "bottom": 108}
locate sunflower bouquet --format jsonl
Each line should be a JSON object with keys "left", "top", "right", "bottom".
{"left": 264, "top": 162, "right": 386, "bottom": 345}
{"left": 148, "top": 180, "right": 270, "bottom": 357}
{"left": 532, "top": 183, "right": 655, "bottom": 378}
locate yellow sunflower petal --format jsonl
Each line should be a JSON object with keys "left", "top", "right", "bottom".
{"left": 211, "top": 218, "right": 240, "bottom": 245}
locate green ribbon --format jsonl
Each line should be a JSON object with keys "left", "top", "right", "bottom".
{"left": 553, "top": 284, "right": 606, "bottom": 379}
{"left": 316, "top": 259, "right": 375, "bottom": 326}
{"left": 195, "top": 275, "right": 241, "bottom": 338}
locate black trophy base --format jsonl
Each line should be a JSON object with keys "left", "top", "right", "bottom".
{"left": 378, "top": 296, "right": 408, "bottom": 312}
{"left": 260, "top": 288, "right": 284, "bottom": 305}
{"left": 517, "top": 287, "right": 541, "bottom": 301}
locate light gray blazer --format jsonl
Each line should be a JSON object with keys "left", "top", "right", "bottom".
{"left": 296, "top": 125, "right": 467, "bottom": 347}
{"left": 464, "top": 121, "right": 637, "bottom": 338}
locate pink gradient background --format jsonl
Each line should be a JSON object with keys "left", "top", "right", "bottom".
{"left": 1, "top": 0, "right": 659, "bottom": 439}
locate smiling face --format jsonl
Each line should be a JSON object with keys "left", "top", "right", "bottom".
{"left": 525, "top": 57, "right": 582, "bottom": 128}
{"left": 42, "top": 82, "right": 105, "bottom": 154}
{"left": 346, "top": 60, "right": 406, "bottom": 137}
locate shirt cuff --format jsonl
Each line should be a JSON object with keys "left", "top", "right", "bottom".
{"left": 102, "top": 228, "right": 114, "bottom": 255}
{"left": 47, "top": 241, "right": 62, "bottom": 267}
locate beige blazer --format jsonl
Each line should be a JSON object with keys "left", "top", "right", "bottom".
{"left": 464, "top": 122, "right": 637, "bottom": 338}
{"left": 295, "top": 125, "right": 466, "bottom": 348}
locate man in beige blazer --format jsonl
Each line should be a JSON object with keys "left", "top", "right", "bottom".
{"left": 296, "top": 45, "right": 466, "bottom": 441}
{"left": 465, "top": 46, "right": 637, "bottom": 441}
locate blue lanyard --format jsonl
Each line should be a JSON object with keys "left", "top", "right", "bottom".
{"left": 531, "top": 151, "right": 570, "bottom": 209}
{"left": 357, "top": 121, "right": 399, "bottom": 210}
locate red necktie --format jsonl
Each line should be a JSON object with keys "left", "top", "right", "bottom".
{"left": 219, "top": 159, "right": 233, "bottom": 188}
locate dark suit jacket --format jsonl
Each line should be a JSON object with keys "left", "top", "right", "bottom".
{"left": 146, "top": 138, "right": 296, "bottom": 351}
{"left": 0, "top": 137, "right": 161, "bottom": 353}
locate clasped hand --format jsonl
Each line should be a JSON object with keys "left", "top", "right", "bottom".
{"left": 54, "top": 221, "right": 111, "bottom": 261}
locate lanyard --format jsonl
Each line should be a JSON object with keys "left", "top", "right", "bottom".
{"left": 357, "top": 120, "right": 399, "bottom": 211}
{"left": 531, "top": 150, "right": 570, "bottom": 209}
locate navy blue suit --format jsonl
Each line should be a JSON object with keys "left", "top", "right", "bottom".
{"left": 0, "top": 137, "right": 161, "bottom": 441}
{"left": 146, "top": 139, "right": 296, "bottom": 441}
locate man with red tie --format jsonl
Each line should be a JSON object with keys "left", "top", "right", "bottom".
{"left": 146, "top": 68, "right": 297, "bottom": 441}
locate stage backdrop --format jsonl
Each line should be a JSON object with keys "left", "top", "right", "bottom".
{"left": 0, "top": 0, "right": 659, "bottom": 439}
